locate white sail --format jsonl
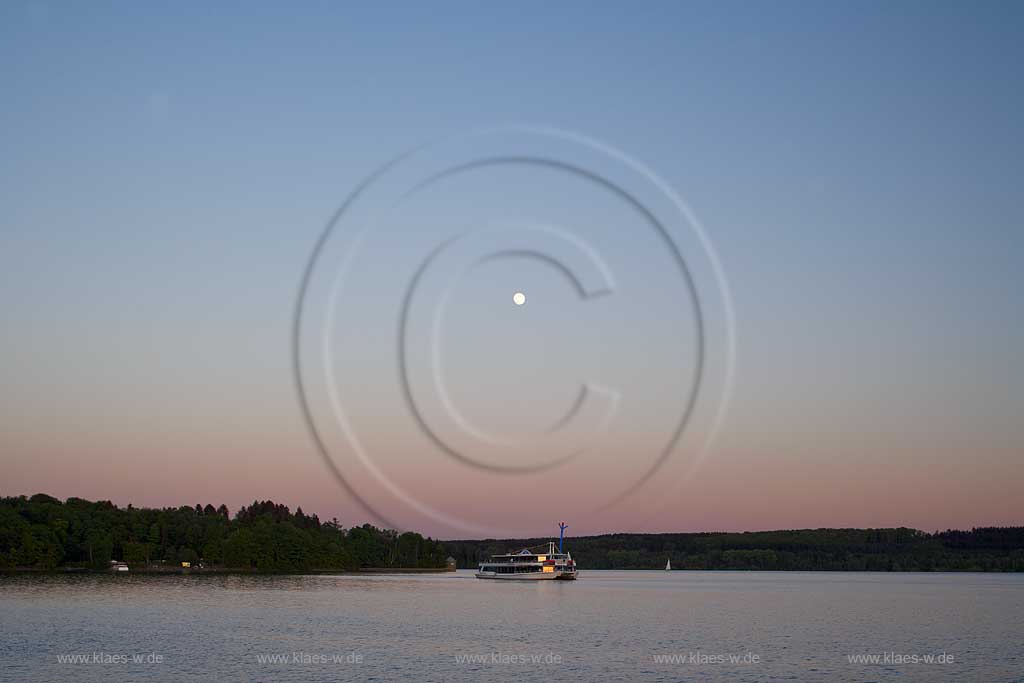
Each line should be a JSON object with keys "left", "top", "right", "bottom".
{"left": 665, "top": 558, "right": 671, "bottom": 571}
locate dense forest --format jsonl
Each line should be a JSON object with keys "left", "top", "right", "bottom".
{"left": 445, "top": 527, "right": 1024, "bottom": 572}
{"left": 5, "top": 494, "right": 1021, "bottom": 572}
{"left": 0, "top": 494, "right": 448, "bottom": 571}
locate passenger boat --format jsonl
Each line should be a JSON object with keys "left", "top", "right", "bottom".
{"left": 475, "top": 522, "right": 578, "bottom": 581}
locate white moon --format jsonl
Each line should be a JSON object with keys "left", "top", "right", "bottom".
{"left": 513, "top": 292, "right": 526, "bottom": 306}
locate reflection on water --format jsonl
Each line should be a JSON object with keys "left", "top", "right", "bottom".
{"left": 1, "top": 571, "right": 1021, "bottom": 682}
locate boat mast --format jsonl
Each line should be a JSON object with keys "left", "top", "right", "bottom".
{"left": 558, "top": 521, "right": 568, "bottom": 553}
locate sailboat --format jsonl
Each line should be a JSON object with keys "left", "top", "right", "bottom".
{"left": 665, "top": 558, "right": 672, "bottom": 571}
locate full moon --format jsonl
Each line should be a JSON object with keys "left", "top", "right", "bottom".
{"left": 512, "top": 292, "right": 526, "bottom": 306}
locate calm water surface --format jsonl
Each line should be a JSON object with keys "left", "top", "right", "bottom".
{"left": 1, "top": 570, "right": 1021, "bottom": 682}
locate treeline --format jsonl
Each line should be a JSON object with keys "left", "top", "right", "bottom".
{"left": 445, "top": 527, "right": 1024, "bottom": 572}
{"left": 0, "top": 494, "right": 448, "bottom": 571}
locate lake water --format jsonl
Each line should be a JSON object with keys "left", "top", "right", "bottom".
{"left": 1, "top": 570, "right": 1021, "bottom": 682}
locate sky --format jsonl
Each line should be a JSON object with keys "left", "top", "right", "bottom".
{"left": 1, "top": 2, "right": 1021, "bottom": 539}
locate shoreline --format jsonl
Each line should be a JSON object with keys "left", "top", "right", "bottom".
{"left": 1, "top": 566, "right": 456, "bottom": 575}
{"left": 3, "top": 567, "right": 1021, "bottom": 575}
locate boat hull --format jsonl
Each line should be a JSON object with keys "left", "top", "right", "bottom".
{"left": 475, "top": 571, "right": 577, "bottom": 581}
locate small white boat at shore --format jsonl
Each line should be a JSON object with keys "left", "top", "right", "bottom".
{"left": 665, "top": 558, "right": 671, "bottom": 571}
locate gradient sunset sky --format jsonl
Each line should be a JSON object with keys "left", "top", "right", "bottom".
{"left": 2, "top": 2, "right": 1021, "bottom": 538}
